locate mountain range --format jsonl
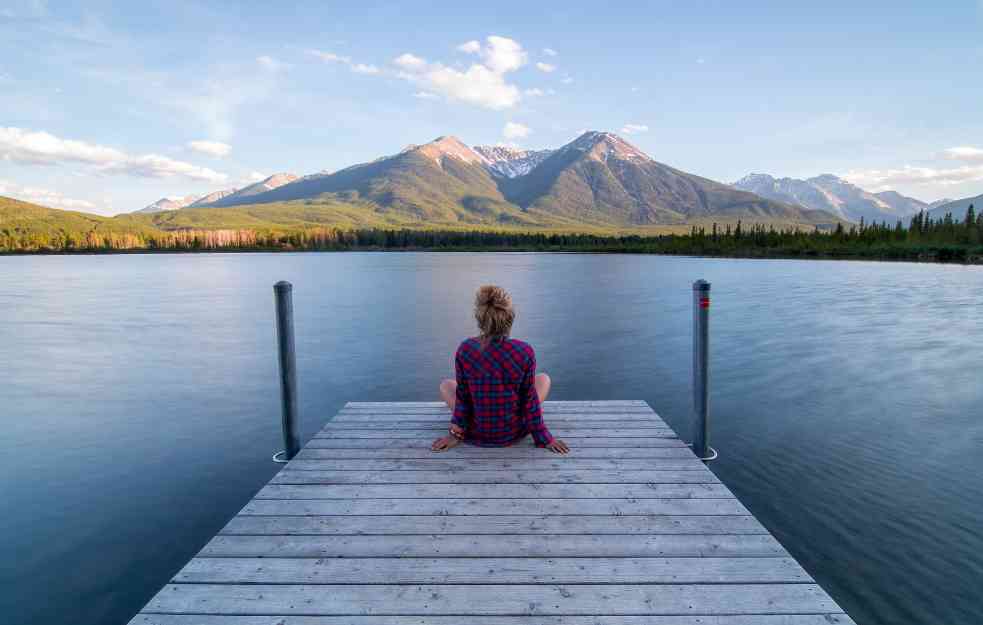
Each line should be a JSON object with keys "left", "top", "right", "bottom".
{"left": 135, "top": 132, "right": 840, "bottom": 228}
{"left": 928, "top": 193, "right": 982, "bottom": 222}
{"left": 137, "top": 173, "right": 299, "bottom": 213}
{"left": 731, "top": 173, "right": 931, "bottom": 223}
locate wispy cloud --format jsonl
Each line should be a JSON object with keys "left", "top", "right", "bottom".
{"left": 535, "top": 62, "right": 556, "bottom": 73}
{"left": 943, "top": 146, "right": 983, "bottom": 162}
{"left": 309, "top": 49, "right": 378, "bottom": 74}
{"left": 543, "top": 48, "right": 558, "bottom": 57}
{"left": 503, "top": 122, "right": 531, "bottom": 140}
{"left": 310, "top": 50, "right": 351, "bottom": 64}
{"left": 413, "top": 91, "right": 438, "bottom": 99}
{"left": 0, "top": 127, "right": 227, "bottom": 183}
{"left": 257, "top": 55, "right": 288, "bottom": 72}
{"left": 187, "top": 140, "right": 231, "bottom": 158}
{"left": 457, "top": 40, "right": 481, "bottom": 54}
{"left": 844, "top": 164, "right": 983, "bottom": 188}
{"left": 560, "top": 76, "right": 573, "bottom": 84}
{"left": 0, "top": 178, "right": 99, "bottom": 211}
{"left": 524, "top": 88, "right": 545, "bottom": 97}
{"left": 393, "top": 36, "right": 527, "bottom": 110}
{"left": 621, "top": 123, "right": 649, "bottom": 135}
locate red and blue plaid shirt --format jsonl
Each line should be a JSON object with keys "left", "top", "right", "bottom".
{"left": 451, "top": 337, "right": 554, "bottom": 447}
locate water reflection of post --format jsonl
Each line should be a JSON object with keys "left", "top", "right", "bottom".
{"left": 692, "top": 279, "right": 714, "bottom": 461}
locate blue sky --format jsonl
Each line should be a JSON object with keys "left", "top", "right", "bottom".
{"left": 1, "top": 0, "right": 982, "bottom": 215}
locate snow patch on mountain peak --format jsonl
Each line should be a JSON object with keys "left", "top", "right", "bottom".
{"left": 564, "top": 131, "right": 652, "bottom": 163}
{"left": 472, "top": 145, "right": 554, "bottom": 178}
{"left": 405, "top": 136, "right": 487, "bottom": 167}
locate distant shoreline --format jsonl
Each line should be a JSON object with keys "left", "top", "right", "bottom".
{"left": 3, "top": 246, "right": 981, "bottom": 265}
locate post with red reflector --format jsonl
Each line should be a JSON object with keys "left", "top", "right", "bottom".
{"left": 692, "top": 280, "right": 712, "bottom": 460}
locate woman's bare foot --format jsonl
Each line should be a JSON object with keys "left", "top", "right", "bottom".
{"left": 431, "top": 435, "right": 461, "bottom": 452}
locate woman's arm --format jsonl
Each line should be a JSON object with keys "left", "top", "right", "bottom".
{"left": 519, "top": 351, "right": 555, "bottom": 448}
{"left": 451, "top": 352, "right": 473, "bottom": 435}
{"left": 433, "top": 351, "right": 471, "bottom": 452}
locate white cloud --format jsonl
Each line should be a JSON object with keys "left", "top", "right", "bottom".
{"left": 392, "top": 36, "right": 527, "bottom": 110}
{"left": 310, "top": 49, "right": 380, "bottom": 75}
{"left": 394, "top": 53, "right": 426, "bottom": 70}
{"left": 0, "top": 179, "right": 99, "bottom": 211}
{"left": 257, "top": 55, "right": 288, "bottom": 72}
{"left": 0, "top": 127, "right": 126, "bottom": 165}
{"left": 543, "top": 48, "right": 558, "bottom": 57}
{"left": 457, "top": 40, "right": 481, "bottom": 54}
{"left": 844, "top": 164, "right": 983, "bottom": 188}
{"left": 413, "top": 91, "right": 438, "bottom": 99}
{"left": 243, "top": 171, "right": 268, "bottom": 184}
{"left": 188, "top": 140, "right": 231, "bottom": 158}
{"left": 524, "top": 88, "right": 545, "bottom": 97}
{"left": 0, "top": 127, "right": 227, "bottom": 183}
{"left": 561, "top": 76, "right": 573, "bottom": 84}
{"left": 310, "top": 50, "right": 351, "bottom": 64}
{"left": 943, "top": 146, "right": 983, "bottom": 162}
{"left": 102, "top": 154, "right": 227, "bottom": 183}
{"left": 535, "top": 62, "right": 556, "bottom": 73}
{"left": 503, "top": 122, "right": 531, "bottom": 140}
{"left": 621, "top": 124, "right": 649, "bottom": 135}
{"left": 482, "top": 36, "right": 527, "bottom": 73}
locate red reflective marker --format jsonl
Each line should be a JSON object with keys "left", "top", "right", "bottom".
{"left": 700, "top": 297, "right": 710, "bottom": 309}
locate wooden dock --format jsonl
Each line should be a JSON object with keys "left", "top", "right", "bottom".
{"left": 129, "top": 400, "right": 855, "bottom": 624}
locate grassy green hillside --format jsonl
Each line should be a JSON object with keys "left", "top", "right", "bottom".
{"left": 1, "top": 196, "right": 159, "bottom": 250}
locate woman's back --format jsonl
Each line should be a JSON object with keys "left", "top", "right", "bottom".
{"left": 451, "top": 336, "right": 548, "bottom": 447}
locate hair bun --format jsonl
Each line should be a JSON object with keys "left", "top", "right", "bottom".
{"left": 474, "top": 285, "right": 515, "bottom": 340}
{"left": 476, "top": 285, "right": 511, "bottom": 310}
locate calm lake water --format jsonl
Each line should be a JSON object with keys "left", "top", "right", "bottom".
{"left": 1, "top": 252, "right": 981, "bottom": 625}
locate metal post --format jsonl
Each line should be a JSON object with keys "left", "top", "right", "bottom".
{"left": 692, "top": 280, "right": 713, "bottom": 461}
{"left": 273, "top": 281, "right": 300, "bottom": 462}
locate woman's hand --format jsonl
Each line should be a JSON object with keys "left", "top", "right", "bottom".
{"left": 431, "top": 435, "right": 461, "bottom": 452}
{"left": 546, "top": 439, "right": 570, "bottom": 454}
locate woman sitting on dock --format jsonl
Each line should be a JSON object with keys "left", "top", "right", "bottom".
{"left": 431, "top": 285, "right": 570, "bottom": 454}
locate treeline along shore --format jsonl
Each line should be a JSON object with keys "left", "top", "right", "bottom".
{"left": 2, "top": 207, "right": 982, "bottom": 264}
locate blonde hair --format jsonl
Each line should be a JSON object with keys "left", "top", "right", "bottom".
{"left": 474, "top": 285, "right": 514, "bottom": 342}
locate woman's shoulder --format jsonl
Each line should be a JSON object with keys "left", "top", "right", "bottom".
{"left": 505, "top": 337, "right": 536, "bottom": 359}
{"left": 456, "top": 337, "right": 481, "bottom": 353}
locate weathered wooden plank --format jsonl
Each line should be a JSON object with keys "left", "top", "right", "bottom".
{"left": 256, "top": 483, "right": 734, "bottom": 500}
{"left": 176, "top": 556, "right": 812, "bottom": 584}
{"left": 295, "top": 446, "right": 696, "bottom": 459}
{"left": 335, "top": 409, "right": 658, "bottom": 418}
{"left": 201, "top": 534, "right": 786, "bottom": 558}
{"left": 286, "top": 458, "right": 708, "bottom": 470}
{"left": 239, "top": 497, "right": 750, "bottom": 516}
{"left": 305, "top": 437, "right": 687, "bottom": 449}
{"left": 143, "top": 583, "right": 838, "bottom": 615}
{"left": 347, "top": 400, "right": 649, "bottom": 407}
{"left": 130, "top": 614, "right": 858, "bottom": 625}
{"left": 338, "top": 406, "right": 656, "bottom": 414}
{"left": 219, "top": 514, "right": 770, "bottom": 536}
{"left": 270, "top": 469, "right": 720, "bottom": 485}
{"left": 322, "top": 418, "right": 670, "bottom": 428}
{"left": 314, "top": 428, "right": 678, "bottom": 439}
{"left": 331, "top": 413, "right": 668, "bottom": 422}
